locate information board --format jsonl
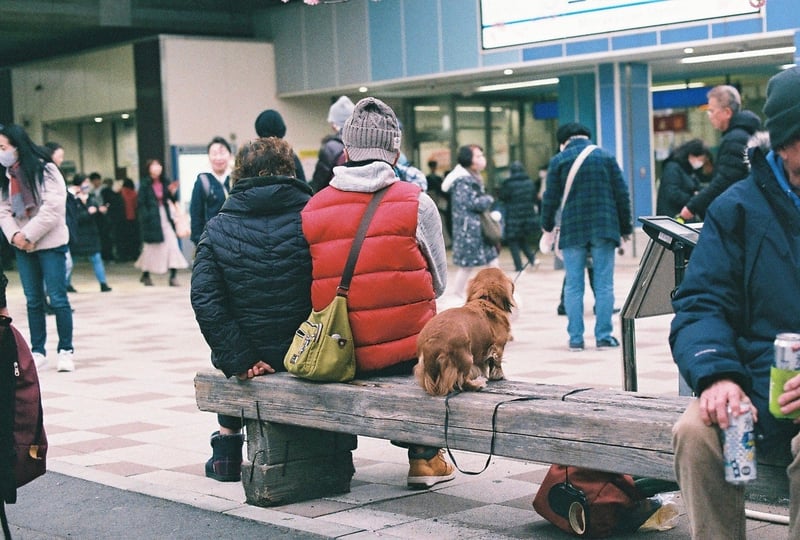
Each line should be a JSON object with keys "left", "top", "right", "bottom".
{"left": 481, "top": 0, "right": 761, "bottom": 50}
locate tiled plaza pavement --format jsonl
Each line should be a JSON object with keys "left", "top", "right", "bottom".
{"left": 1, "top": 240, "right": 789, "bottom": 538}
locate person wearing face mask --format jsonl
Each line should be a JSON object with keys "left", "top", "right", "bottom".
{"left": 656, "top": 138, "right": 708, "bottom": 220}
{"left": 441, "top": 144, "right": 500, "bottom": 297}
{"left": 189, "top": 136, "right": 232, "bottom": 247}
{"left": 0, "top": 124, "right": 75, "bottom": 372}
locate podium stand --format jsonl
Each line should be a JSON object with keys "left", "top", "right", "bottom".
{"left": 620, "top": 217, "right": 700, "bottom": 392}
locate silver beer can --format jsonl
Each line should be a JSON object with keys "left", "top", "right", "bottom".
{"left": 775, "top": 333, "right": 800, "bottom": 369}
{"left": 723, "top": 403, "right": 757, "bottom": 484}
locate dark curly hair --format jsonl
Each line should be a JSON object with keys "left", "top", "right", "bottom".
{"left": 231, "top": 137, "right": 296, "bottom": 185}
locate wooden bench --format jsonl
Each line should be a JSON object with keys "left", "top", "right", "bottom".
{"left": 193, "top": 371, "right": 788, "bottom": 506}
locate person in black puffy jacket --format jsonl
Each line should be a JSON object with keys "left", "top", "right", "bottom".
{"left": 190, "top": 136, "right": 313, "bottom": 483}
{"left": 678, "top": 85, "right": 761, "bottom": 221}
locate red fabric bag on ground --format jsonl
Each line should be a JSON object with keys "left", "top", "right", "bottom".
{"left": 533, "top": 465, "right": 643, "bottom": 538}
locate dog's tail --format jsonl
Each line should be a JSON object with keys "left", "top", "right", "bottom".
{"left": 415, "top": 352, "right": 466, "bottom": 397}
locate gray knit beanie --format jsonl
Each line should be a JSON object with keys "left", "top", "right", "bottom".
{"left": 327, "top": 96, "right": 355, "bottom": 129}
{"left": 341, "top": 97, "right": 401, "bottom": 163}
{"left": 764, "top": 66, "right": 800, "bottom": 149}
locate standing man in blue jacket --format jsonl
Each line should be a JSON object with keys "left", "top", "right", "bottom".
{"left": 540, "top": 123, "right": 632, "bottom": 352}
{"left": 670, "top": 67, "right": 800, "bottom": 539}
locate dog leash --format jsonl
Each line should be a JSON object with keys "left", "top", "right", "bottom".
{"left": 443, "top": 389, "right": 542, "bottom": 475}
{"left": 513, "top": 260, "right": 531, "bottom": 284}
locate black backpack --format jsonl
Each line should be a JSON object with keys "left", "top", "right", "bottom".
{"left": 0, "top": 316, "right": 47, "bottom": 539}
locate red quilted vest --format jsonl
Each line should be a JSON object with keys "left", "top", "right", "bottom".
{"left": 301, "top": 182, "right": 437, "bottom": 372}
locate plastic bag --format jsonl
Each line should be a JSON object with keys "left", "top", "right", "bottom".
{"left": 638, "top": 493, "right": 680, "bottom": 532}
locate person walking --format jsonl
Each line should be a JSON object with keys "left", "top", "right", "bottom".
{"left": 134, "top": 158, "right": 188, "bottom": 287}
{"left": 191, "top": 136, "right": 313, "bottom": 482}
{"left": 0, "top": 124, "right": 75, "bottom": 371}
{"left": 670, "top": 66, "right": 800, "bottom": 540}
{"left": 65, "top": 174, "right": 112, "bottom": 292}
{"left": 116, "top": 178, "right": 140, "bottom": 262}
{"left": 499, "top": 161, "right": 538, "bottom": 271}
{"left": 541, "top": 123, "right": 632, "bottom": 352}
{"left": 656, "top": 138, "right": 707, "bottom": 219}
{"left": 310, "top": 95, "right": 354, "bottom": 192}
{"left": 441, "top": 144, "right": 499, "bottom": 297}
{"left": 677, "top": 85, "right": 761, "bottom": 221}
{"left": 301, "top": 97, "right": 453, "bottom": 489}
{"left": 189, "top": 136, "right": 232, "bottom": 247}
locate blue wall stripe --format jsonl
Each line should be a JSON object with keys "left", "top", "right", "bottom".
{"left": 404, "top": 0, "right": 440, "bottom": 77}
{"left": 522, "top": 44, "right": 564, "bottom": 62}
{"left": 598, "top": 64, "right": 616, "bottom": 151}
{"left": 660, "top": 25, "right": 709, "bottom": 44}
{"left": 441, "top": 0, "right": 480, "bottom": 72}
{"left": 567, "top": 38, "right": 609, "bottom": 56}
{"left": 612, "top": 32, "right": 658, "bottom": 50}
{"left": 481, "top": 48, "right": 521, "bottom": 67}
{"left": 369, "top": 0, "right": 403, "bottom": 81}
{"left": 767, "top": 0, "right": 799, "bottom": 32}
{"left": 711, "top": 18, "right": 762, "bottom": 38}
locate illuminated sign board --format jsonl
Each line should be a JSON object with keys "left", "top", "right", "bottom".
{"left": 481, "top": 0, "right": 761, "bottom": 50}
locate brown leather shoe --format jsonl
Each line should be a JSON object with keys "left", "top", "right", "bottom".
{"left": 140, "top": 274, "right": 153, "bottom": 286}
{"left": 407, "top": 449, "right": 455, "bottom": 489}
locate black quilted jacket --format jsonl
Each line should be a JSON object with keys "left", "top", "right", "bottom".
{"left": 190, "top": 175, "right": 313, "bottom": 378}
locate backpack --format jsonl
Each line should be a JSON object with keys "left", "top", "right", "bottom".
{"left": 0, "top": 316, "right": 47, "bottom": 538}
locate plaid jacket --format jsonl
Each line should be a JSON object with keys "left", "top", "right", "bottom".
{"left": 541, "top": 138, "right": 632, "bottom": 249}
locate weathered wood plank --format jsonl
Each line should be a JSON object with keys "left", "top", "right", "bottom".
{"left": 194, "top": 370, "right": 788, "bottom": 502}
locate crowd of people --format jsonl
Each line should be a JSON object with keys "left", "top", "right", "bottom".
{"left": 4, "top": 69, "right": 800, "bottom": 538}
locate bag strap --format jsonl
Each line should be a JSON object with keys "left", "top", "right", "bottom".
{"left": 1, "top": 501, "right": 9, "bottom": 540}
{"left": 444, "top": 390, "right": 542, "bottom": 475}
{"left": 200, "top": 173, "right": 212, "bottom": 197}
{"left": 337, "top": 186, "right": 390, "bottom": 297}
{"left": 559, "top": 144, "right": 597, "bottom": 214}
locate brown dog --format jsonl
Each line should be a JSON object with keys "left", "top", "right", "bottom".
{"left": 415, "top": 267, "right": 514, "bottom": 396}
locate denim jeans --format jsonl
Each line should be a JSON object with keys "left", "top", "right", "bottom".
{"left": 560, "top": 239, "right": 616, "bottom": 345}
{"left": 673, "top": 399, "right": 800, "bottom": 539}
{"left": 15, "top": 244, "right": 74, "bottom": 354}
{"left": 67, "top": 251, "right": 107, "bottom": 285}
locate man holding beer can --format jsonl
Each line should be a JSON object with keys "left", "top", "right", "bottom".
{"left": 670, "top": 66, "right": 800, "bottom": 539}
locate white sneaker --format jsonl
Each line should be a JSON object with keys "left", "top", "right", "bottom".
{"left": 57, "top": 349, "right": 75, "bottom": 372}
{"left": 32, "top": 352, "right": 48, "bottom": 370}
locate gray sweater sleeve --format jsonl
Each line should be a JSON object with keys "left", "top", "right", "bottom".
{"left": 416, "top": 192, "right": 448, "bottom": 297}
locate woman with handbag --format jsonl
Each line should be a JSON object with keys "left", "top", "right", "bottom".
{"left": 441, "top": 144, "right": 499, "bottom": 297}
{"left": 190, "top": 137, "right": 313, "bottom": 482}
{"left": 134, "top": 158, "right": 188, "bottom": 286}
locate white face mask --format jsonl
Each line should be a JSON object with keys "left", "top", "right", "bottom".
{"left": 689, "top": 157, "right": 704, "bottom": 170}
{"left": 0, "top": 148, "right": 17, "bottom": 168}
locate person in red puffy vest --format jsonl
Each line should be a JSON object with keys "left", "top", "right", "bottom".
{"left": 302, "top": 97, "right": 454, "bottom": 490}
